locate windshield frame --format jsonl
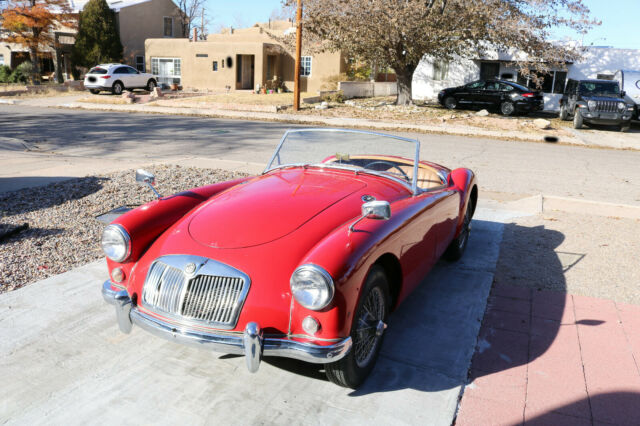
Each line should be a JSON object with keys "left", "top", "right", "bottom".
{"left": 264, "top": 128, "right": 421, "bottom": 195}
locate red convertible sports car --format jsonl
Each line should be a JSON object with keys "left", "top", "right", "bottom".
{"left": 101, "top": 129, "right": 477, "bottom": 388}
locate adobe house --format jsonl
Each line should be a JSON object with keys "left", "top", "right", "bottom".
{"left": 145, "top": 20, "right": 348, "bottom": 93}
{"left": 70, "top": 0, "right": 186, "bottom": 70}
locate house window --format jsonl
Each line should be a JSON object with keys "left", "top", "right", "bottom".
{"left": 0, "top": 54, "right": 4, "bottom": 66}
{"left": 163, "top": 17, "right": 173, "bottom": 37}
{"left": 432, "top": 60, "right": 449, "bottom": 81}
{"left": 221, "top": 58, "right": 224, "bottom": 68}
{"left": 213, "top": 61, "right": 218, "bottom": 71}
{"left": 518, "top": 70, "right": 567, "bottom": 94}
{"left": 135, "top": 55, "right": 145, "bottom": 72}
{"left": 300, "top": 56, "right": 312, "bottom": 76}
{"left": 151, "top": 57, "right": 181, "bottom": 86}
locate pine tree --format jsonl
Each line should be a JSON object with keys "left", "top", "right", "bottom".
{"left": 71, "top": 0, "right": 122, "bottom": 68}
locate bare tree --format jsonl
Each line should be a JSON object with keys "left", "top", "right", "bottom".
{"left": 270, "top": 2, "right": 296, "bottom": 22}
{"left": 297, "top": 0, "right": 598, "bottom": 105}
{"left": 174, "top": 0, "right": 207, "bottom": 38}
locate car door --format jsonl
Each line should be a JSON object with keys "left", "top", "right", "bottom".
{"left": 566, "top": 80, "right": 578, "bottom": 114}
{"left": 125, "top": 66, "right": 144, "bottom": 87}
{"left": 112, "top": 66, "right": 131, "bottom": 87}
{"left": 457, "top": 80, "right": 486, "bottom": 107}
{"left": 477, "top": 80, "right": 502, "bottom": 107}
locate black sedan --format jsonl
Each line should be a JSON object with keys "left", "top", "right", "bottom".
{"left": 437, "top": 79, "right": 544, "bottom": 116}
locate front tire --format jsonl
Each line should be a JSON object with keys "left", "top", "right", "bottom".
{"left": 325, "top": 265, "right": 390, "bottom": 388}
{"left": 112, "top": 81, "right": 124, "bottom": 95}
{"left": 89, "top": 89, "right": 100, "bottom": 95}
{"left": 443, "top": 96, "right": 457, "bottom": 110}
{"left": 444, "top": 202, "right": 473, "bottom": 261}
{"left": 500, "top": 101, "right": 515, "bottom": 116}
{"left": 146, "top": 79, "right": 157, "bottom": 91}
{"left": 573, "top": 110, "right": 584, "bottom": 129}
{"left": 620, "top": 123, "right": 630, "bottom": 132}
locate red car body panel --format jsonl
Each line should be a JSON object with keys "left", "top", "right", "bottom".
{"left": 106, "top": 164, "right": 476, "bottom": 346}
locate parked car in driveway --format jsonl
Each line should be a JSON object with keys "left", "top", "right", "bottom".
{"left": 438, "top": 79, "right": 544, "bottom": 116}
{"left": 84, "top": 64, "right": 157, "bottom": 95}
{"left": 100, "top": 128, "right": 478, "bottom": 388}
{"left": 559, "top": 79, "right": 634, "bottom": 131}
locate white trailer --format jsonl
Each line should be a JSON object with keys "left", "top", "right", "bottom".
{"left": 613, "top": 70, "right": 640, "bottom": 118}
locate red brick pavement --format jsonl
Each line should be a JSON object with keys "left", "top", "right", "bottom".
{"left": 456, "top": 285, "right": 640, "bottom": 425}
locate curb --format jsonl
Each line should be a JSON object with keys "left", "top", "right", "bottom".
{"left": 59, "top": 102, "right": 585, "bottom": 146}
{"left": 480, "top": 193, "right": 640, "bottom": 220}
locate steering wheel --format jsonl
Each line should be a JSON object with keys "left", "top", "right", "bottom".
{"left": 364, "top": 161, "right": 411, "bottom": 182}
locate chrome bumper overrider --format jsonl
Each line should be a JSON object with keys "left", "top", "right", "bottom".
{"left": 102, "top": 280, "right": 351, "bottom": 372}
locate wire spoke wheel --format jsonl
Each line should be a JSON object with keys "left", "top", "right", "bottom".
{"left": 458, "top": 208, "right": 471, "bottom": 249}
{"left": 354, "top": 286, "right": 385, "bottom": 368}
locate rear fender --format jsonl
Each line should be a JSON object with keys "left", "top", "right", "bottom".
{"left": 448, "top": 168, "right": 477, "bottom": 236}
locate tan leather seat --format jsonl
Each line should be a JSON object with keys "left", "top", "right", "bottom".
{"left": 324, "top": 155, "right": 445, "bottom": 190}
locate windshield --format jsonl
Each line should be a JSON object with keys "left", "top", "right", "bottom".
{"left": 88, "top": 67, "right": 107, "bottom": 74}
{"left": 579, "top": 81, "right": 620, "bottom": 96}
{"left": 265, "top": 129, "right": 420, "bottom": 192}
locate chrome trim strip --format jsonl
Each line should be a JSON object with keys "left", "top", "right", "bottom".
{"left": 101, "top": 282, "right": 352, "bottom": 369}
{"left": 263, "top": 128, "right": 421, "bottom": 195}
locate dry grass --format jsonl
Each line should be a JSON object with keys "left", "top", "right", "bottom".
{"left": 77, "top": 95, "right": 130, "bottom": 105}
{"left": 0, "top": 87, "right": 81, "bottom": 99}
{"left": 170, "top": 91, "right": 312, "bottom": 106}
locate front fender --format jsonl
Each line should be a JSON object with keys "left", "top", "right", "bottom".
{"left": 105, "top": 176, "right": 252, "bottom": 284}
{"left": 288, "top": 196, "right": 427, "bottom": 339}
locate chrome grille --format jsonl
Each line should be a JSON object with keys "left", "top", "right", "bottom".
{"left": 141, "top": 256, "right": 250, "bottom": 329}
{"left": 595, "top": 100, "right": 617, "bottom": 113}
{"left": 182, "top": 275, "right": 244, "bottom": 323}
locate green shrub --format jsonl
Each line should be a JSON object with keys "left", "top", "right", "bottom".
{"left": 0, "top": 65, "right": 11, "bottom": 83}
{"left": 321, "top": 90, "right": 345, "bottom": 103}
{"left": 9, "top": 61, "right": 34, "bottom": 83}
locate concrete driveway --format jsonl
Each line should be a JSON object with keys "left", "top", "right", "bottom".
{"left": 0, "top": 207, "right": 526, "bottom": 425}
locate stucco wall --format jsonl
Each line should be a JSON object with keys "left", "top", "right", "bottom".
{"left": 0, "top": 45, "right": 11, "bottom": 68}
{"left": 146, "top": 27, "right": 344, "bottom": 93}
{"left": 117, "top": 0, "right": 184, "bottom": 67}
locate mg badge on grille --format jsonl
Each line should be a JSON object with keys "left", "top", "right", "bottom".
{"left": 184, "top": 262, "right": 197, "bottom": 274}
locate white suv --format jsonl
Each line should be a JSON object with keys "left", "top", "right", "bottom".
{"left": 84, "top": 64, "right": 157, "bottom": 95}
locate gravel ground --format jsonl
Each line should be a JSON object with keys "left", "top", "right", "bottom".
{"left": 495, "top": 211, "right": 640, "bottom": 305}
{"left": 0, "top": 165, "right": 248, "bottom": 293}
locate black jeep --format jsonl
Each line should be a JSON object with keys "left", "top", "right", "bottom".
{"left": 559, "top": 79, "right": 634, "bottom": 131}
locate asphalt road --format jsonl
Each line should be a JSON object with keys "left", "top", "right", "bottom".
{"left": 2, "top": 105, "right": 640, "bottom": 205}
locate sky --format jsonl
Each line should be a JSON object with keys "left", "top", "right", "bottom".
{"left": 207, "top": 0, "right": 639, "bottom": 50}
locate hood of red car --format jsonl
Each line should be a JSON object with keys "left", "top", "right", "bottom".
{"left": 188, "top": 169, "right": 367, "bottom": 249}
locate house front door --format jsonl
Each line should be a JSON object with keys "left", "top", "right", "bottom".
{"left": 241, "top": 55, "right": 254, "bottom": 89}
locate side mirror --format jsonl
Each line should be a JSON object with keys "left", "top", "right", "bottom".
{"left": 621, "top": 90, "right": 626, "bottom": 98}
{"left": 350, "top": 200, "right": 391, "bottom": 232}
{"left": 362, "top": 200, "right": 391, "bottom": 220}
{"left": 135, "top": 169, "right": 161, "bottom": 198}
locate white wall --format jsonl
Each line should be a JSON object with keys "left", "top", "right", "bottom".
{"left": 412, "top": 57, "right": 478, "bottom": 100}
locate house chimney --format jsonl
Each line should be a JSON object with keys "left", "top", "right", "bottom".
{"left": 192, "top": 27, "right": 197, "bottom": 42}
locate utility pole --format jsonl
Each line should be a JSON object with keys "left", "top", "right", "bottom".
{"left": 293, "top": 0, "right": 302, "bottom": 111}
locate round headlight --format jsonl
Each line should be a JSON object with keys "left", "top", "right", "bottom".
{"left": 587, "top": 100, "right": 597, "bottom": 110}
{"left": 290, "top": 264, "right": 334, "bottom": 310}
{"left": 618, "top": 102, "right": 626, "bottom": 111}
{"left": 101, "top": 224, "right": 131, "bottom": 262}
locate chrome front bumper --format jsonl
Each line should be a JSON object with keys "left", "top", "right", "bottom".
{"left": 102, "top": 281, "right": 351, "bottom": 372}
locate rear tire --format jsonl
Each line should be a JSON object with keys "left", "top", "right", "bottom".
{"left": 443, "top": 96, "right": 457, "bottom": 110}
{"left": 444, "top": 202, "right": 473, "bottom": 261}
{"left": 559, "top": 105, "right": 568, "bottom": 120}
{"left": 112, "top": 81, "right": 124, "bottom": 95}
{"left": 573, "top": 110, "right": 584, "bottom": 129}
{"left": 89, "top": 89, "right": 100, "bottom": 95}
{"left": 500, "top": 101, "right": 515, "bottom": 116}
{"left": 325, "top": 265, "right": 390, "bottom": 388}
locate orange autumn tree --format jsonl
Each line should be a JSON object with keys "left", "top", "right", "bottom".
{"left": 0, "top": 0, "right": 75, "bottom": 81}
